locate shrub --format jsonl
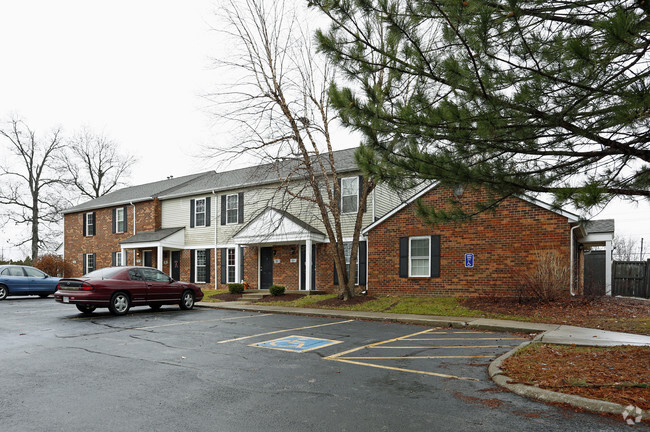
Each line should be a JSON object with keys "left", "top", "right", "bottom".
{"left": 228, "top": 283, "right": 245, "bottom": 294}
{"left": 269, "top": 285, "right": 285, "bottom": 296}
{"left": 515, "top": 250, "right": 570, "bottom": 302}
{"left": 33, "top": 254, "right": 69, "bottom": 277}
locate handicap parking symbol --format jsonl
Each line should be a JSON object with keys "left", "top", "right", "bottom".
{"left": 253, "top": 335, "right": 342, "bottom": 353}
{"left": 465, "top": 253, "right": 474, "bottom": 268}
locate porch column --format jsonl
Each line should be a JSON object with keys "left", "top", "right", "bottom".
{"left": 157, "top": 245, "right": 163, "bottom": 271}
{"left": 235, "top": 245, "right": 241, "bottom": 283}
{"left": 605, "top": 239, "right": 612, "bottom": 296}
{"left": 121, "top": 246, "right": 126, "bottom": 266}
{"left": 305, "top": 238, "right": 312, "bottom": 291}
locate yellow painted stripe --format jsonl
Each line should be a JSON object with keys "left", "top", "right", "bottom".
{"left": 326, "top": 357, "right": 479, "bottom": 381}
{"left": 327, "top": 328, "right": 435, "bottom": 359}
{"left": 403, "top": 338, "right": 527, "bottom": 341}
{"left": 338, "top": 355, "right": 493, "bottom": 360}
{"left": 134, "top": 314, "right": 273, "bottom": 330}
{"left": 369, "top": 345, "right": 516, "bottom": 349}
{"left": 218, "top": 319, "right": 355, "bottom": 344}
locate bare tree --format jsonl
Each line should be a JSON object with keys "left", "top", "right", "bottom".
{"left": 613, "top": 236, "right": 639, "bottom": 261}
{"left": 208, "top": 0, "right": 375, "bottom": 299}
{"left": 0, "top": 118, "right": 67, "bottom": 261}
{"left": 63, "top": 128, "right": 135, "bottom": 200}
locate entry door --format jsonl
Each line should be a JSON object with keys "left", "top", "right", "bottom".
{"left": 260, "top": 247, "right": 274, "bottom": 290}
{"left": 143, "top": 250, "right": 152, "bottom": 267}
{"left": 171, "top": 251, "right": 181, "bottom": 281}
{"left": 300, "top": 245, "right": 316, "bottom": 290}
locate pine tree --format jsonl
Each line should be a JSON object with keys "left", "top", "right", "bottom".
{"left": 313, "top": 0, "right": 650, "bottom": 220}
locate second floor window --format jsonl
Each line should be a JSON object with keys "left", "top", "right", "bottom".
{"left": 84, "top": 212, "right": 95, "bottom": 236}
{"left": 341, "top": 177, "right": 359, "bottom": 214}
{"left": 195, "top": 198, "right": 206, "bottom": 227}
{"left": 226, "top": 194, "right": 238, "bottom": 224}
{"left": 116, "top": 208, "right": 125, "bottom": 233}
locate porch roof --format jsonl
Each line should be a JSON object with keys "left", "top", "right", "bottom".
{"left": 120, "top": 227, "right": 185, "bottom": 250}
{"left": 233, "top": 208, "right": 326, "bottom": 246}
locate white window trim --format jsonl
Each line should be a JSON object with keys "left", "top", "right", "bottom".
{"left": 341, "top": 177, "right": 359, "bottom": 214}
{"left": 116, "top": 208, "right": 125, "bottom": 233}
{"left": 86, "top": 253, "right": 95, "bottom": 273}
{"left": 226, "top": 248, "right": 236, "bottom": 283}
{"left": 195, "top": 198, "right": 207, "bottom": 227}
{"left": 344, "top": 242, "right": 360, "bottom": 285}
{"left": 86, "top": 213, "right": 94, "bottom": 236}
{"left": 226, "top": 194, "right": 239, "bottom": 225}
{"left": 115, "top": 251, "right": 123, "bottom": 266}
{"left": 409, "top": 236, "right": 431, "bottom": 278}
{"left": 195, "top": 249, "right": 207, "bottom": 283}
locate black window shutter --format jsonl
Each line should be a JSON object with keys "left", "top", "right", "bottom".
{"left": 91, "top": 213, "right": 96, "bottom": 236}
{"left": 399, "top": 237, "right": 409, "bottom": 278}
{"left": 83, "top": 254, "right": 87, "bottom": 274}
{"left": 190, "top": 199, "right": 195, "bottom": 228}
{"left": 358, "top": 175, "right": 366, "bottom": 212}
{"left": 431, "top": 235, "right": 441, "bottom": 278}
{"left": 205, "top": 197, "right": 211, "bottom": 227}
{"left": 333, "top": 262, "right": 339, "bottom": 285}
{"left": 220, "top": 248, "right": 227, "bottom": 283}
{"left": 112, "top": 252, "right": 116, "bottom": 266}
{"left": 239, "top": 246, "right": 244, "bottom": 280}
{"left": 359, "top": 240, "right": 367, "bottom": 285}
{"left": 190, "top": 250, "right": 195, "bottom": 283}
{"left": 220, "top": 196, "right": 226, "bottom": 225}
{"left": 83, "top": 214, "right": 87, "bottom": 237}
{"left": 123, "top": 206, "right": 128, "bottom": 233}
{"left": 112, "top": 209, "right": 116, "bottom": 233}
{"left": 238, "top": 192, "right": 244, "bottom": 224}
{"left": 205, "top": 249, "right": 211, "bottom": 283}
{"left": 336, "top": 178, "right": 341, "bottom": 212}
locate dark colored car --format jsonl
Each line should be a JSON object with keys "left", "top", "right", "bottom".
{"left": 0, "top": 265, "right": 61, "bottom": 300}
{"left": 54, "top": 266, "right": 204, "bottom": 316}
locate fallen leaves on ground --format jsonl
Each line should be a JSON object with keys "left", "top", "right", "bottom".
{"left": 501, "top": 344, "right": 650, "bottom": 411}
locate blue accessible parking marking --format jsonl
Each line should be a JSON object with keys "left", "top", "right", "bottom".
{"left": 253, "top": 335, "right": 342, "bottom": 353}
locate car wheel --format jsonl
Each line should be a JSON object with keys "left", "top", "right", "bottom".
{"left": 109, "top": 292, "right": 130, "bottom": 316}
{"left": 179, "top": 290, "right": 195, "bottom": 310}
{"left": 39, "top": 293, "right": 50, "bottom": 298}
{"left": 76, "top": 304, "right": 96, "bottom": 315}
{"left": 149, "top": 304, "right": 162, "bottom": 311}
{"left": 0, "top": 285, "right": 7, "bottom": 301}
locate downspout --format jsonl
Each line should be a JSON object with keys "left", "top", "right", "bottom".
{"left": 569, "top": 224, "right": 581, "bottom": 296}
{"left": 213, "top": 190, "right": 218, "bottom": 288}
{"left": 130, "top": 202, "right": 136, "bottom": 265}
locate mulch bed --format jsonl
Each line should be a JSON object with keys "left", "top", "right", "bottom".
{"left": 501, "top": 344, "right": 650, "bottom": 411}
{"left": 311, "top": 295, "right": 378, "bottom": 307}
{"left": 461, "top": 296, "right": 650, "bottom": 332}
{"left": 254, "top": 294, "right": 305, "bottom": 303}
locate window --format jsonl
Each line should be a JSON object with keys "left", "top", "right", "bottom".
{"left": 2, "top": 267, "right": 25, "bottom": 276}
{"left": 344, "top": 243, "right": 359, "bottom": 285}
{"left": 85, "top": 253, "right": 96, "bottom": 274}
{"left": 112, "top": 251, "right": 123, "bottom": 266}
{"left": 23, "top": 267, "right": 46, "bottom": 278}
{"left": 227, "top": 248, "right": 236, "bottom": 283}
{"left": 341, "top": 177, "right": 359, "bottom": 214}
{"left": 196, "top": 249, "right": 207, "bottom": 283}
{"left": 116, "top": 208, "right": 125, "bottom": 233}
{"left": 226, "top": 194, "right": 238, "bottom": 224}
{"left": 409, "top": 237, "right": 430, "bottom": 277}
{"left": 195, "top": 198, "right": 206, "bottom": 227}
{"left": 85, "top": 212, "right": 95, "bottom": 236}
{"left": 141, "top": 268, "right": 171, "bottom": 282}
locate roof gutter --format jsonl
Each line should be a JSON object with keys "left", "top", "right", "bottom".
{"left": 569, "top": 223, "right": 581, "bottom": 296}
{"left": 130, "top": 202, "right": 136, "bottom": 266}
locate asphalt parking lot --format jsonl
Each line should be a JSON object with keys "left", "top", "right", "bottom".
{"left": 0, "top": 298, "right": 635, "bottom": 431}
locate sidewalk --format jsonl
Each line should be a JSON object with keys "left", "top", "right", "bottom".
{"left": 197, "top": 300, "right": 650, "bottom": 420}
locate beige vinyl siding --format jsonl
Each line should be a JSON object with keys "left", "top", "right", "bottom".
{"left": 161, "top": 195, "right": 216, "bottom": 246}
{"left": 373, "top": 183, "right": 409, "bottom": 219}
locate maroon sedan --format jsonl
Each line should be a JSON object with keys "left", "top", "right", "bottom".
{"left": 54, "top": 266, "right": 204, "bottom": 316}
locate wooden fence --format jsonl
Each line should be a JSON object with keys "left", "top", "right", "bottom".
{"left": 612, "top": 260, "right": 650, "bottom": 299}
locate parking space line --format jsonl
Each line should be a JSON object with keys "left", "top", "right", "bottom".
{"left": 218, "top": 319, "right": 355, "bottom": 344}
{"left": 404, "top": 337, "right": 526, "bottom": 341}
{"left": 337, "top": 355, "right": 493, "bottom": 360}
{"left": 327, "top": 358, "right": 480, "bottom": 381}
{"left": 133, "top": 314, "right": 273, "bottom": 330}
{"left": 368, "top": 345, "right": 518, "bottom": 349}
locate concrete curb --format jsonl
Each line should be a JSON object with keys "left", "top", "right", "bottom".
{"left": 489, "top": 342, "right": 649, "bottom": 421}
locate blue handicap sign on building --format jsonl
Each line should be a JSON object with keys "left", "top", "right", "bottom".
{"left": 254, "top": 335, "right": 342, "bottom": 353}
{"left": 465, "top": 253, "right": 474, "bottom": 268}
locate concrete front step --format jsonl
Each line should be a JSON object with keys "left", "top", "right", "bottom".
{"left": 241, "top": 293, "right": 269, "bottom": 300}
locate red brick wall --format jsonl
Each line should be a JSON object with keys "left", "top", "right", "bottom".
{"left": 366, "top": 186, "right": 572, "bottom": 297}
{"left": 63, "top": 200, "right": 161, "bottom": 277}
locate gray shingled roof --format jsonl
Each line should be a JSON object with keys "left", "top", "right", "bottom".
{"left": 62, "top": 172, "right": 215, "bottom": 214}
{"left": 158, "top": 147, "right": 360, "bottom": 199}
{"left": 584, "top": 219, "right": 615, "bottom": 234}
{"left": 120, "top": 227, "right": 184, "bottom": 244}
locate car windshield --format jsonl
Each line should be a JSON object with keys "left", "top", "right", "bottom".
{"left": 84, "top": 267, "right": 122, "bottom": 279}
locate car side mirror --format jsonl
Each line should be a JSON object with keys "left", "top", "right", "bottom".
{"left": 169, "top": 278, "right": 175, "bottom": 283}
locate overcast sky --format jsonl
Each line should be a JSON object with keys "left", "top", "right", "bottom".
{"left": 0, "top": 0, "right": 648, "bottom": 260}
